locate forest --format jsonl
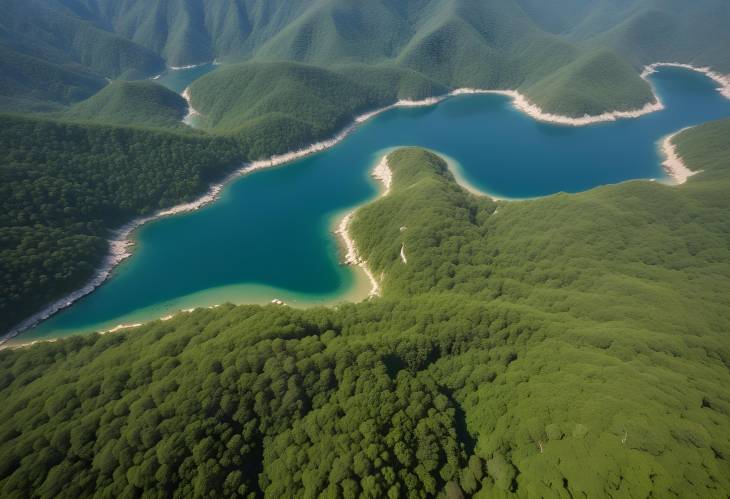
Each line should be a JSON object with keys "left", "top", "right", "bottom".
{"left": 3, "top": 0, "right": 728, "bottom": 336}
{"left": 1, "top": 136, "right": 728, "bottom": 497}
{"left": 0, "top": 115, "right": 242, "bottom": 333}
{"left": 1, "top": 1, "right": 729, "bottom": 496}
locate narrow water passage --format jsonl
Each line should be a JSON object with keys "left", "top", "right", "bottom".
{"left": 16, "top": 67, "right": 730, "bottom": 343}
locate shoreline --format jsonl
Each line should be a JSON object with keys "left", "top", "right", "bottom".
{"left": 659, "top": 130, "right": 698, "bottom": 184}
{"left": 151, "top": 62, "right": 208, "bottom": 80}
{"left": 642, "top": 62, "right": 730, "bottom": 99}
{"left": 181, "top": 87, "right": 202, "bottom": 126}
{"left": 3, "top": 61, "right": 727, "bottom": 345}
{"left": 334, "top": 155, "right": 393, "bottom": 298}
{"left": 151, "top": 60, "right": 221, "bottom": 81}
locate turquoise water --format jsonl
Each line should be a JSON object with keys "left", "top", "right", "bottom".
{"left": 154, "top": 63, "right": 218, "bottom": 93}
{"left": 16, "top": 67, "right": 730, "bottom": 343}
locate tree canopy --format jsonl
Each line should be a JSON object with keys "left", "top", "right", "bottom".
{"left": 1, "top": 135, "right": 729, "bottom": 497}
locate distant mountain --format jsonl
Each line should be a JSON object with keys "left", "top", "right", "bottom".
{"left": 2, "top": 0, "right": 728, "bottom": 115}
{"left": 0, "top": 45, "right": 105, "bottom": 112}
{"left": 517, "top": 0, "right": 730, "bottom": 71}
{"left": 0, "top": 0, "right": 165, "bottom": 110}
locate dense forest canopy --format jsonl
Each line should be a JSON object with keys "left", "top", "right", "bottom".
{"left": 1, "top": 139, "right": 729, "bottom": 497}
{"left": 1, "top": 1, "right": 730, "bottom": 497}
{"left": 0, "top": 115, "right": 242, "bottom": 333}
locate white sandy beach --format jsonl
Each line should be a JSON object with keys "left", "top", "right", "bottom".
{"left": 643, "top": 62, "right": 730, "bottom": 99}
{"left": 181, "top": 87, "right": 202, "bottom": 126}
{"left": 660, "top": 130, "right": 698, "bottom": 184}
{"left": 4, "top": 61, "right": 728, "bottom": 346}
{"left": 169, "top": 62, "right": 206, "bottom": 71}
{"left": 355, "top": 86, "right": 661, "bottom": 128}
{"left": 334, "top": 155, "right": 392, "bottom": 298}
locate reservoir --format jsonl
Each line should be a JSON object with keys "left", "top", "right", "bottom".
{"left": 14, "top": 66, "right": 730, "bottom": 344}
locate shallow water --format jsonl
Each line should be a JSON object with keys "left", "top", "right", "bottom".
{"left": 15, "top": 67, "right": 730, "bottom": 343}
{"left": 154, "top": 63, "right": 218, "bottom": 93}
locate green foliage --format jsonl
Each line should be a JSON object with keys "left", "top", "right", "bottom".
{"left": 0, "top": 0, "right": 164, "bottom": 110}
{"left": 187, "top": 62, "right": 446, "bottom": 137}
{"left": 0, "top": 114, "right": 242, "bottom": 333}
{"left": 1, "top": 2, "right": 729, "bottom": 496}
{"left": 522, "top": 48, "right": 656, "bottom": 116}
{"left": 2, "top": 136, "right": 730, "bottom": 496}
{"left": 0, "top": 45, "right": 105, "bottom": 112}
{"left": 572, "top": 0, "right": 730, "bottom": 72}
{"left": 62, "top": 81, "right": 188, "bottom": 129}
{"left": 7, "top": 0, "right": 712, "bottom": 117}
{"left": 3, "top": 0, "right": 729, "bottom": 115}
{"left": 184, "top": 0, "right": 657, "bottom": 120}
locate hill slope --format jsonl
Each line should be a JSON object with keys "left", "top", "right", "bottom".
{"left": 521, "top": 48, "right": 655, "bottom": 116}
{"left": 519, "top": 0, "right": 730, "bottom": 71}
{"left": 3, "top": 0, "right": 729, "bottom": 114}
{"left": 1, "top": 134, "right": 729, "bottom": 496}
{"left": 0, "top": 115, "right": 242, "bottom": 334}
{"left": 0, "top": 45, "right": 106, "bottom": 112}
{"left": 62, "top": 81, "right": 188, "bottom": 129}
{"left": 186, "top": 62, "right": 445, "bottom": 140}
{"left": 0, "top": 0, "right": 165, "bottom": 110}
{"left": 1, "top": 0, "right": 702, "bottom": 117}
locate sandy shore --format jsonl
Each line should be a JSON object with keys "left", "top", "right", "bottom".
{"left": 356, "top": 87, "right": 661, "bottom": 127}
{"left": 181, "top": 87, "right": 202, "bottom": 126}
{"left": 647, "top": 63, "right": 729, "bottom": 184}
{"left": 659, "top": 130, "right": 698, "bottom": 184}
{"left": 643, "top": 62, "right": 730, "bottom": 99}
{"left": 507, "top": 90, "right": 663, "bottom": 126}
{"left": 5, "top": 62, "right": 727, "bottom": 345}
{"left": 335, "top": 155, "right": 392, "bottom": 297}
{"left": 169, "top": 62, "right": 207, "bottom": 71}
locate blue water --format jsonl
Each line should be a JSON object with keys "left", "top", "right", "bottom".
{"left": 17, "top": 67, "right": 730, "bottom": 343}
{"left": 154, "top": 63, "right": 218, "bottom": 93}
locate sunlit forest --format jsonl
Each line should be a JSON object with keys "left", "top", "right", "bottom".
{"left": 2, "top": 135, "right": 729, "bottom": 496}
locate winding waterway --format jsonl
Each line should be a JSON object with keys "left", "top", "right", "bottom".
{"left": 12, "top": 66, "right": 730, "bottom": 345}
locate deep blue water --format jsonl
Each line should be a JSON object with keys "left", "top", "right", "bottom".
{"left": 16, "top": 67, "right": 730, "bottom": 343}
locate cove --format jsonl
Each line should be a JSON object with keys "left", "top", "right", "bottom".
{"left": 13, "top": 67, "right": 730, "bottom": 345}
{"left": 154, "top": 63, "right": 218, "bottom": 93}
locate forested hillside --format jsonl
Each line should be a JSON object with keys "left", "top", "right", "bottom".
{"left": 62, "top": 81, "right": 188, "bottom": 129}
{"left": 0, "top": 0, "right": 164, "bottom": 111}
{"left": 3, "top": 0, "right": 729, "bottom": 116}
{"left": 1, "top": 138, "right": 729, "bottom": 497}
{"left": 516, "top": 0, "right": 730, "bottom": 71}
{"left": 187, "top": 62, "right": 446, "bottom": 137}
{"left": 1, "top": 0, "right": 728, "bottom": 355}
{"left": 0, "top": 115, "right": 242, "bottom": 334}
{"left": 3, "top": 0, "right": 722, "bottom": 117}
{"left": 1, "top": 0, "right": 729, "bottom": 496}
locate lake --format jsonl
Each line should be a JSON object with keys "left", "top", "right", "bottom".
{"left": 154, "top": 63, "right": 218, "bottom": 93}
{"left": 14, "top": 66, "right": 730, "bottom": 344}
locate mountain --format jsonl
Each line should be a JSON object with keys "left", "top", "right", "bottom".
{"left": 0, "top": 0, "right": 165, "bottom": 110}
{"left": 6, "top": 0, "right": 729, "bottom": 116}
{"left": 517, "top": 0, "right": 730, "bottom": 71}
{"left": 0, "top": 45, "right": 106, "bottom": 112}
{"left": 186, "top": 62, "right": 445, "bottom": 140}
{"left": 521, "top": 48, "right": 654, "bottom": 117}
